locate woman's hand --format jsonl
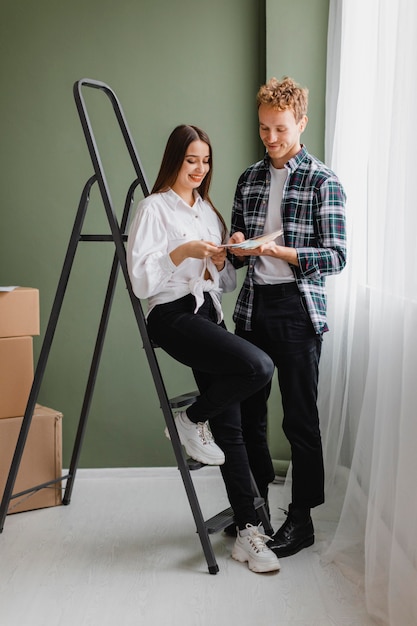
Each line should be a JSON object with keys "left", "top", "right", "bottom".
{"left": 211, "top": 247, "right": 227, "bottom": 271}
{"left": 170, "top": 240, "right": 223, "bottom": 266}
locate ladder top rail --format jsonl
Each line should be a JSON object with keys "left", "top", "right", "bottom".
{"left": 73, "top": 78, "right": 150, "bottom": 231}
{"left": 74, "top": 78, "right": 150, "bottom": 194}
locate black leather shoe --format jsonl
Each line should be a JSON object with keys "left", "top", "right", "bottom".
{"left": 269, "top": 507, "right": 314, "bottom": 557}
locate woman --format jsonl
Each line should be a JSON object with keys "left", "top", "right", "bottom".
{"left": 127, "top": 125, "right": 279, "bottom": 573}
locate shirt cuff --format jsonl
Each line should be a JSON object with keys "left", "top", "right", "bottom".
{"left": 297, "top": 250, "right": 320, "bottom": 279}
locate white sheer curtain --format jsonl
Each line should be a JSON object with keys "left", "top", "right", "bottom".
{"left": 320, "top": 0, "right": 417, "bottom": 624}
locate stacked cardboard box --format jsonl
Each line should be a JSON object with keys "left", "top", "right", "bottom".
{"left": 0, "top": 287, "right": 62, "bottom": 514}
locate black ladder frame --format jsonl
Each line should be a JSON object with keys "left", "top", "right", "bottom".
{"left": 0, "top": 78, "right": 272, "bottom": 574}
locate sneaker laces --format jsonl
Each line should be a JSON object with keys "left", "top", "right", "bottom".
{"left": 244, "top": 524, "right": 272, "bottom": 552}
{"left": 196, "top": 421, "right": 215, "bottom": 445}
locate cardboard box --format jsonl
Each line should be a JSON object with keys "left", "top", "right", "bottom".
{"left": 0, "top": 336, "right": 34, "bottom": 419}
{"left": 0, "top": 287, "right": 40, "bottom": 338}
{"left": 0, "top": 404, "right": 62, "bottom": 515}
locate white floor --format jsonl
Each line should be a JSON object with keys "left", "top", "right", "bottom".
{"left": 0, "top": 468, "right": 377, "bottom": 626}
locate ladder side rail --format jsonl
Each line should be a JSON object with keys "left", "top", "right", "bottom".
{"left": 73, "top": 82, "right": 133, "bottom": 289}
{"left": 119, "top": 243, "right": 219, "bottom": 572}
{"left": 127, "top": 290, "right": 219, "bottom": 574}
{"left": 0, "top": 176, "right": 97, "bottom": 532}
{"left": 74, "top": 81, "right": 219, "bottom": 572}
{"left": 62, "top": 251, "right": 121, "bottom": 505}
{"left": 109, "top": 222, "right": 221, "bottom": 573}
{"left": 63, "top": 179, "right": 142, "bottom": 505}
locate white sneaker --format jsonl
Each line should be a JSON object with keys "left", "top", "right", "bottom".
{"left": 232, "top": 524, "right": 280, "bottom": 573}
{"left": 165, "top": 411, "right": 225, "bottom": 466}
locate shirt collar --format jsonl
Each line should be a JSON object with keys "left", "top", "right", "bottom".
{"left": 165, "top": 187, "right": 203, "bottom": 209}
{"left": 262, "top": 145, "right": 308, "bottom": 173}
{"left": 286, "top": 145, "right": 308, "bottom": 173}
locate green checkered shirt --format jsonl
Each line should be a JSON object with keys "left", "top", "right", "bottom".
{"left": 230, "top": 146, "right": 347, "bottom": 334}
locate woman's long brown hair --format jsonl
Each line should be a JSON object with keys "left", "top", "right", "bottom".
{"left": 151, "top": 125, "right": 227, "bottom": 240}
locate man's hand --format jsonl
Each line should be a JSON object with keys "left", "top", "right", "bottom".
{"left": 228, "top": 232, "right": 246, "bottom": 246}
{"left": 228, "top": 235, "right": 299, "bottom": 266}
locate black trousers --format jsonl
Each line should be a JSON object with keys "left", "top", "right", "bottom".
{"left": 236, "top": 283, "right": 325, "bottom": 509}
{"left": 147, "top": 292, "right": 274, "bottom": 527}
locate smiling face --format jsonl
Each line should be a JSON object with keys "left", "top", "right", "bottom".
{"left": 171, "top": 140, "right": 211, "bottom": 204}
{"left": 258, "top": 104, "right": 307, "bottom": 169}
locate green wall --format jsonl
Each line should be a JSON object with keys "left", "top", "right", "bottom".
{"left": 0, "top": 0, "right": 329, "bottom": 469}
{"left": 266, "top": 0, "right": 330, "bottom": 160}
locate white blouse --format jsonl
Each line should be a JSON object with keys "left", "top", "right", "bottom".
{"left": 127, "top": 189, "right": 236, "bottom": 321}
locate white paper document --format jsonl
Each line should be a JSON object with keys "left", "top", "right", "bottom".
{"left": 222, "top": 229, "right": 283, "bottom": 249}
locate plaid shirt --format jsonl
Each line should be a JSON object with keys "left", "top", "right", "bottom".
{"left": 230, "top": 146, "right": 347, "bottom": 334}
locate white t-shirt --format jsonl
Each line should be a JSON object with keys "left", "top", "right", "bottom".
{"left": 254, "top": 165, "right": 295, "bottom": 285}
{"left": 127, "top": 188, "right": 236, "bottom": 320}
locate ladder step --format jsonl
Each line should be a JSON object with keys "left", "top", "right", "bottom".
{"left": 204, "top": 498, "right": 265, "bottom": 534}
{"left": 205, "top": 506, "right": 235, "bottom": 534}
{"left": 169, "top": 391, "right": 199, "bottom": 408}
{"left": 253, "top": 496, "right": 266, "bottom": 511}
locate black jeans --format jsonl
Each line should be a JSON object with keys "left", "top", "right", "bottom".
{"left": 147, "top": 292, "right": 274, "bottom": 527}
{"left": 236, "top": 283, "right": 325, "bottom": 509}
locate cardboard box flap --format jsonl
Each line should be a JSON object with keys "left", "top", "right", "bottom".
{"left": 0, "top": 287, "right": 40, "bottom": 338}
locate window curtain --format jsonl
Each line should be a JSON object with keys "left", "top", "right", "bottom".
{"left": 320, "top": 0, "right": 417, "bottom": 624}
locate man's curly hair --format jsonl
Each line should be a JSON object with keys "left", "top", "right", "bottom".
{"left": 257, "top": 77, "right": 308, "bottom": 123}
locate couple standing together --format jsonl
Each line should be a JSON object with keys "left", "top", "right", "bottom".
{"left": 127, "top": 76, "right": 347, "bottom": 574}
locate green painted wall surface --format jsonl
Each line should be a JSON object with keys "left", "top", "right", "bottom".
{"left": 0, "top": 0, "right": 329, "bottom": 469}
{"left": 0, "top": 0, "right": 264, "bottom": 468}
{"left": 266, "top": 0, "right": 330, "bottom": 160}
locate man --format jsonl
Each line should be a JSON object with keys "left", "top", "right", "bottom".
{"left": 228, "top": 76, "right": 346, "bottom": 557}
